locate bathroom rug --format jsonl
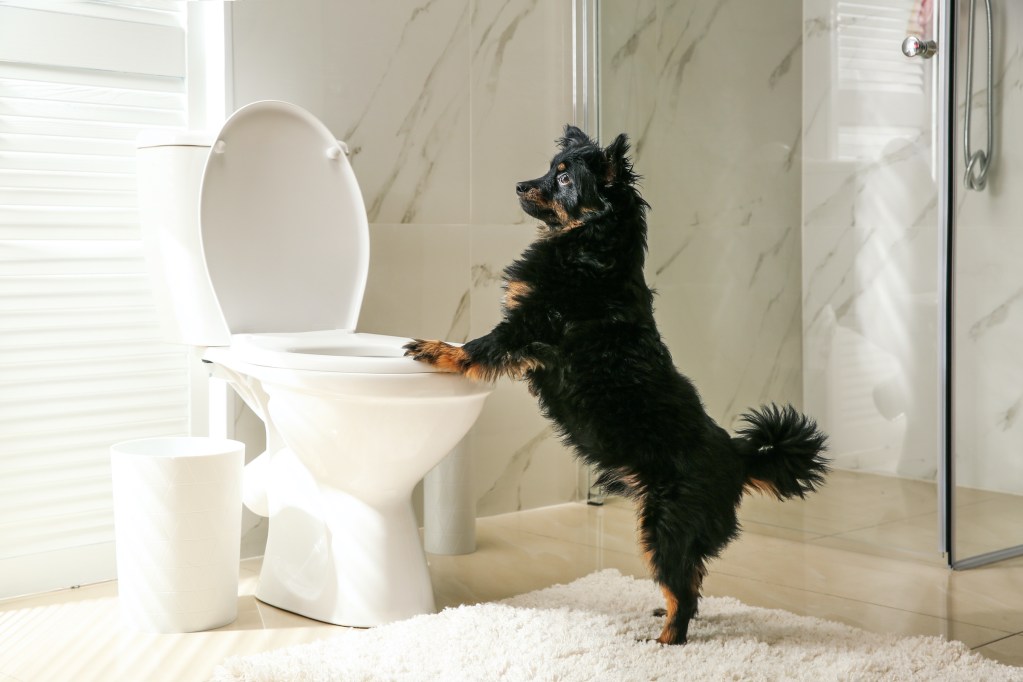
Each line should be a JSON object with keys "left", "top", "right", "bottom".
{"left": 210, "top": 568, "right": 1020, "bottom": 681}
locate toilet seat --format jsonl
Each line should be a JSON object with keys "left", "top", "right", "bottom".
{"left": 229, "top": 330, "right": 443, "bottom": 374}
{"left": 199, "top": 101, "right": 370, "bottom": 337}
{"left": 194, "top": 102, "right": 451, "bottom": 377}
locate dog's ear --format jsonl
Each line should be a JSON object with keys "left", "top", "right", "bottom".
{"left": 603, "top": 133, "right": 632, "bottom": 185}
{"left": 559, "top": 124, "right": 593, "bottom": 150}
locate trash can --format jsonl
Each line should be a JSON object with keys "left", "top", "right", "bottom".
{"left": 110, "top": 437, "right": 244, "bottom": 633}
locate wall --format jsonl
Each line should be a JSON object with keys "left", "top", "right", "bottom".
{"left": 599, "top": 0, "right": 805, "bottom": 428}
{"left": 229, "top": 0, "right": 581, "bottom": 516}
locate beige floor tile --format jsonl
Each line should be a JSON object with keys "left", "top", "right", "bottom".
{"left": 738, "top": 469, "right": 941, "bottom": 538}
{"left": 714, "top": 530, "right": 1023, "bottom": 634}
{"left": 976, "top": 634, "right": 1023, "bottom": 667}
{"left": 811, "top": 510, "right": 945, "bottom": 561}
{"left": 429, "top": 512, "right": 648, "bottom": 609}
{"left": 702, "top": 570, "right": 1012, "bottom": 649}
{"left": 0, "top": 576, "right": 333, "bottom": 682}
{"left": 484, "top": 496, "right": 642, "bottom": 555}
{"left": 950, "top": 493, "right": 1023, "bottom": 559}
{"left": 2, "top": 494, "right": 1023, "bottom": 679}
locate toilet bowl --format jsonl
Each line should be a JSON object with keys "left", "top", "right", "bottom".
{"left": 136, "top": 101, "right": 491, "bottom": 626}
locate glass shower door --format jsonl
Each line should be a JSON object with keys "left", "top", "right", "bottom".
{"left": 594, "top": 0, "right": 1022, "bottom": 567}
{"left": 801, "top": 0, "right": 946, "bottom": 559}
{"left": 948, "top": 0, "right": 1023, "bottom": 568}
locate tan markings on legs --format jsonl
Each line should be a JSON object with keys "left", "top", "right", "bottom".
{"left": 406, "top": 340, "right": 468, "bottom": 373}
{"left": 637, "top": 510, "right": 669, "bottom": 620}
{"left": 463, "top": 361, "right": 495, "bottom": 383}
{"left": 655, "top": 585, "right": 680, "bottom": 645}
{"left": 408, "top": 340, "right": 542, "bottom": 383}
{"left": 463, "top": 355, "right": 543, "bottom": 383}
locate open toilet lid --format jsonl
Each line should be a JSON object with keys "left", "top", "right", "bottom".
{"left": 199, "top": 101, "right": 369, "bottom": 335}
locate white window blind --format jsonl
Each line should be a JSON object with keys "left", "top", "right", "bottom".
{"left": 833, "top": 0, "right": 930, "bottom": 161}
{"left": 836, "top": 0, "right": 925, "bottom": 94}
{"left": 0, "top": 0, "right": 190, "bottom": 598}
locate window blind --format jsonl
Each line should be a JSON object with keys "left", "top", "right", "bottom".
{"left": 0, "top": 0, "right": 190, "bottom": 598}
{"left": 832, "top": 0, "right": 930, "bottom": 161}
{"left": 837, "top": 0, "right": 925, "bottom": 94}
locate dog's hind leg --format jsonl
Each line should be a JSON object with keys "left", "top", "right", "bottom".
{"left": 651, "top": 557, "right": 706, "bottom": 645}
{"left": 640, "top": 498, "right": 710, "bottom": 645}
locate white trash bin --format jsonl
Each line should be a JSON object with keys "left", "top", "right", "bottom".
{"left": 110, "top": 437, "right": 244, "bottom": 633}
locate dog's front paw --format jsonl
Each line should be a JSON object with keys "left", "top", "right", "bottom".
{"left": 404, "top": 338, "right": 437, "bottom": 363}
{"left": 403, "top": 339, "right": 467, "bottom": 373}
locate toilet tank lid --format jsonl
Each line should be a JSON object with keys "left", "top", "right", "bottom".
{"left": 136, "top": 129, "right": 215, "bottom": 149}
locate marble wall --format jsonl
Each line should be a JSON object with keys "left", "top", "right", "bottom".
{"left": 227, "top": 0, "right": 1021, "bottom": 519}
{"left": 599, "top": 0, "right": 805, "bottom": 429}
{"left": 229, "top": 0, "right": 580, "bottom": 516}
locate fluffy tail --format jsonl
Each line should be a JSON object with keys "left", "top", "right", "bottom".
{"left": 734, "top": 404, "right": 829, "bottom": 500}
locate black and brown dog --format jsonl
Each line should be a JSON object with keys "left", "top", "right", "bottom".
{"left": 405, "top": 125, "right": 829, "bottom": 645}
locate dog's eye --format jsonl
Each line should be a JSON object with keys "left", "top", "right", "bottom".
{"left": 557, "top": 172, "right": 572, "bottom": 186}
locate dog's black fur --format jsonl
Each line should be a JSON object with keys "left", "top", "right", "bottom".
{"left": 404, "top": 125, "right": 829, "bottom": 645}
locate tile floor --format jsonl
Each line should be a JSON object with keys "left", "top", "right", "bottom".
{"left": 2, "top": 474, "right": 1022, "bottom": 681}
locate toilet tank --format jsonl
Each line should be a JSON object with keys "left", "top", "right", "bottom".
{"left": 136, "top": 132, "right": 231, "bottom": 346}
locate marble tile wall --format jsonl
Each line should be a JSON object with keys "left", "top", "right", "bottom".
{"left": 229, "top": 0, "right": 579, "bottom": 516}
{"left": 226, "top": 0, "right": 1021, "bottom": 545}
{"left": 599, "top": 0, "right": 805, "bottom": 429}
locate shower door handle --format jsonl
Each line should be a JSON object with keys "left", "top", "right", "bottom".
{"left": 902, "top": 35, "right": 938, "bottom": 59}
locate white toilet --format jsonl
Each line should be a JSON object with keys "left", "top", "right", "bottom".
{"left": 135, "top": 101, "right": 491, "bottom": 627}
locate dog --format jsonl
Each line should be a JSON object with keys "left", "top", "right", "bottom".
{"left": 404, "top": 125, "right": 829, "bottom": 645}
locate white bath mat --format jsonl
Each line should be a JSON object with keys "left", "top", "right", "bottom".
{"left": 210, "top": 569, "right": 1020, "bottom": 681}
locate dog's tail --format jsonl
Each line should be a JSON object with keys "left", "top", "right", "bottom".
{"left": 733, "top": 404, "right": 829, "bottom": 500}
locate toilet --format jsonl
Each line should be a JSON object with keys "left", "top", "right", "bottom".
{"left": 135, "top": 101, "right": 491, "bottom": 627}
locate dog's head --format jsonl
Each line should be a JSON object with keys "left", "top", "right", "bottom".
{"left": 515, "top": 125, "right": 638, "bottom": 233}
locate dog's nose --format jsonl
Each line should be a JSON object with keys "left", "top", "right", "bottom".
{"left": 515, "top": 182, "right": 528, "bottom": 195}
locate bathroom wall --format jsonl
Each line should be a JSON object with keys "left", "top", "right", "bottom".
{"left": 228, "top": 0, "right": 580, "bottom": 515}
{"left": 227, "top": 0, "right": 808, "bottom": 514}
{"left": 599, "top": 0, "right": 805, "bottom": 428}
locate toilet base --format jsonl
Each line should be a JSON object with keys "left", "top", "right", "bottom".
{"left": 255, "top": 480, "right": 436, "bottom": 627}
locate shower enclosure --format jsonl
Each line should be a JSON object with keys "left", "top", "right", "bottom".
{"left": 586, "top": 0, "right": 1022, "bottom": 568}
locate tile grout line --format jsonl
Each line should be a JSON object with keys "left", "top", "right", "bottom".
{"left": 971, "top": 631, "right": 1023, "bottom": 652}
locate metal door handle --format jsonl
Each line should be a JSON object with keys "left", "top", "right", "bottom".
{"left": 902, "top": 35, "right": 937, "bottom": 59}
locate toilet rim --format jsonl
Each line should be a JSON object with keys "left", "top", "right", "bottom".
{"left": 208, "top": 330, "right": 450, "bottom": 375}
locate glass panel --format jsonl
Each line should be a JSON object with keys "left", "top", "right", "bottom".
{"left": 597, "top": 0, "right": 944, "bottom": 561}
{"left": 951, "top": 0, "right": 1023, "bottom": 565}
{"left": 799, "top": 0, "right": 943, "bottom": 560}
